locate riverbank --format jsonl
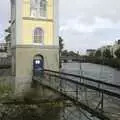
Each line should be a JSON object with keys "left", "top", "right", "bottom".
{"left": 86, "top": 57, "right": 120, "bottom": 70}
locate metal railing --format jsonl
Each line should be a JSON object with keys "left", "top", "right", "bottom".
{"left": 33, "top": 69, "right": 120, "bottom": 120}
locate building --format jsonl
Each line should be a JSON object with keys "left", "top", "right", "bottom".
{"left": 0, "top": 43, "right": 7, "bottom": 58}
{"left": 99, "top": 45, "right": 113, "bottom": 53}
{"left": 112, "top": 40, "right": 120, "bottom": 58}
{"left": 5, "top": 27, "right": 12, "bottom": 57}
{"left": 86, "top": 49, "right": 96, "bottom": 56}
{"left": 10, "top": 0, "right": 59, "bottom": 95}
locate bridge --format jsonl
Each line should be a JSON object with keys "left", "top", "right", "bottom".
{"left": 31, "top": 69, "right": 120, "bottom": 120}
{"left": 60, "top": 56, "right": 88, "bottom": 63}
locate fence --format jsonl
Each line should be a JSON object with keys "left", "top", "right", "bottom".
{"left": 33, "top": 69, "right": 120, "bottom": 120}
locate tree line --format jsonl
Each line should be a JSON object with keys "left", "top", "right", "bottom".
{"left": 88, "top": 48, "right": 120, "bottom": 69}
{"left": 94, "top": 48, "right": 120, "bottom": 59}
{"left": 59, "top": 36, "right": 80, "bottom": 57}
{"left": 59, "top": 36, "right": 120, "bottom": 69}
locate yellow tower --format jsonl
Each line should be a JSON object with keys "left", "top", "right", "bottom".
{"left": 10, "top": 0, "right": 59, "bottom": 95}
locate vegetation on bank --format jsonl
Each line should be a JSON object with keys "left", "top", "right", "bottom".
{"left": 88, "top": 48, "right": 120, "bottom": 69}
{"left": 86, "top": 57, "right": 120, "bottom": 69}
{"left": 59, "top": 36, "right": 120, "bottom": 69}
{"left": 0, "top": 78, "right": 12, "bottom": 100}
{"left": 0, "top": 84, "right": 12, "bottom": 102}
{"left": 0, "top": 84, "right": 12, "bottom": 95}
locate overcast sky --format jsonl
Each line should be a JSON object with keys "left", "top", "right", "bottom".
{"left": 0, "top": 0, "right": 120, "bottom": 54}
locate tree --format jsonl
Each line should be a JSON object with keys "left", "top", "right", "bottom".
{"left": 89, "top": 52, "right": 94, "bottom": 57}
{"left": 115, "top": 47, "right": 120, "bottom": 58}
{"left": 103, "top": 49, "right": 113, "bottom": 59}
{"left": 59, "top": 36, "right": 64, "bottom": 52}
{"left": 68, "top": 51, "right": 78, "bottom": 57}
{"left": 59, "top": 36, "right": 64, "bottom": 68}
{"left": 95, "top": 49, "right": 101, "bottom": 57}
{"left": 61, "top": 50, "right": 68, "bottom": 56}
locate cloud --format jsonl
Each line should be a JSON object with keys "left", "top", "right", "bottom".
{"left": 60, "top": 0, "right": 120, "bottom": 24}
{"left": 59, "top": 0, "right": 120, "bottom": 53}
{"left": 60, "top": 18, "right": 120, "bottom": 53}
{"left": 60, "top": 17, "right": 118, "bottom": 34}
{"left": 0, "top": 0, "right": 120, "bottom": 53}
{"left": 0, "top": 0, "right": 10, "bottom": 41}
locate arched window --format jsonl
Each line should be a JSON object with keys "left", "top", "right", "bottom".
{"left": 34, "top": 28, "right": 44, "bottom": 44}
{"left": 30, "top": 0, "right": 47, "bottom": 17}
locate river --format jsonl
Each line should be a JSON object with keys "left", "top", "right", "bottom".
{"left": 62, "top": 62, "right": 120, "bottom": 85}
{"left": 60, "top": 62, "right": 120, "bottom": 120}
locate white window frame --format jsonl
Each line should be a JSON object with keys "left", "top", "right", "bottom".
{"left": 30, "top": 0, "right": 47, "bottom": 18}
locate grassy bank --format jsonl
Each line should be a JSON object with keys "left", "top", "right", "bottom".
{"left": 0, "top": 77, "right": 12, "bottom": 100}
{"left": 87, "top": 57, "right": 120, "bottom": 69}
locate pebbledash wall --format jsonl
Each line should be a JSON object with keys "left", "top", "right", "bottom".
{"left": 10, "top": 0, "right": 59, "bottom": 97}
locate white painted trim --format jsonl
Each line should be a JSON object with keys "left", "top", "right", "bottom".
{"left": 16, "top": 0, "right": 22, "bottom": 45}
{"left": 32, "top": 43, "right": 44, "bottom": 46}
{"left": 30, "top": 0, "right": 48, "bottom": 19}
{"left": 53, "top": 0, "right": 59, "bottom": 46}
{"left": 30, "top": 16, "right": 47, "bottom": 19}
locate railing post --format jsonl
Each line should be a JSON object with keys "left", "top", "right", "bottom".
{"left": 49, "top": 75, "right": 52, "bottom": 87}
{"left": 98, "top": 83, "right": 101, "bottom": 97}
{"left": 101, "top": 91, "right": 104, "bottom": 113}
{"left": 60, "top": 78, "right": 63, "bottom": 92}
{"left": 76, "top": 84, "right": 79, "bottom": 101}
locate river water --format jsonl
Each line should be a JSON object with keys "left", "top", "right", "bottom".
{"left": 62, "top": 62, "right": 120, "bottom": 85}
{"left": 60, "top": 62, "right": 120, "bottom": 120}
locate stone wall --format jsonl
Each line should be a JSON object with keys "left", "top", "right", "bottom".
{"left": 11, "top": 45, "right": 59, "bottom": 98}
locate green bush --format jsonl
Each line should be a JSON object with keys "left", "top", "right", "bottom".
{"left": 0, "top": 85, "right": 12, "bottom": 95}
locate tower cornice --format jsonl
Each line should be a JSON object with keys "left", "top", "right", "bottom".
{"left": 23, "top": 17, "right": 53, "bottom": 22}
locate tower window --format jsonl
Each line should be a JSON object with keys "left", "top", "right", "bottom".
{"left": 34, "top": 28, "right": 44, "bottom": 44}
{"left": 30, "top": 0, "right": 47, "bottom": 17}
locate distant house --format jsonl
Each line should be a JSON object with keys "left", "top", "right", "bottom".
{"left": 112, "top": 40, "right": 120, "bottom": 58}
{"left": 0, "top": 52, "right": 7, "bottom": 58}
{"left": 5, "top": 26, "right": 11, "bottom": 57}
{"left": 5, "top": 33, "right": 11, "bottom": 57}
{"left": 0, "top": 43, "right": 7, "bottom": 58}
{"left": 116, "top": 40, "right": 120, "bottom": 45}
{"left": 99, "top": 45, "right": 112, "bottom": 52}
{"left": 86, "top": 49, "right": 96, "bottom": 56}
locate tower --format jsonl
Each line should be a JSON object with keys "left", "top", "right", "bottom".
{"left": 10, "top": 0, "right": 59, "bottom": 96}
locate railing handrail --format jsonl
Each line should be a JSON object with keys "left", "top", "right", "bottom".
{"left": 33, "top": 70, "right": 120, "bottom": 120}
{"left": 44, "top": 69, "right": 120, "bottom": 89}
{"left": 44, "top": 72, "right": 120, "bottom": 99}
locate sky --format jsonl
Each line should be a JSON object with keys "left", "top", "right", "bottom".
{"left": 0, "top": 0, "right": 120, "bottom": 54}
